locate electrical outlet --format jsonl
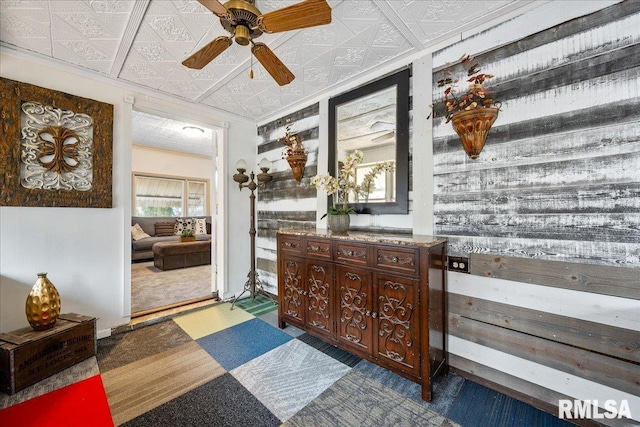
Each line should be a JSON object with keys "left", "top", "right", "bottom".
{"left": 448, "top": 256, "right": 470, "bottom": 273}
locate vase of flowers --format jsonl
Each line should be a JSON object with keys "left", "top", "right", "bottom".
{"left": 311, "top": 150, "right": 394, "bottom": 233}
{"left": 433, "top": 54, "right": 501, "bottom": 159}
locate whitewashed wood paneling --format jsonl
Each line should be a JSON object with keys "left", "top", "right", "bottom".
{"left": 448, "top": 336, "right": 640, "bottom": 422}
{"left": 448, "top": 272, "right": 640, "bottom": 330}
{"left": 256, "top": 104, "right": 321, "bottom": 294}
{"left": 433, "top": 2, "right": 640, "bottom": 423}
{"left": 433, "top": 1, "right": 624, "bottom": 68}
{"left": 432, "top": 1, "right": 640, "bottom": 267}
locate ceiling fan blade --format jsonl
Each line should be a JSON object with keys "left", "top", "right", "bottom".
{"left": 258, "top": 0, "right": 331, "bottom": 33}
{"left": 197, "top": 0, "right": 235, "bottom": 24}
{"left": 182, "top": 36, "right": 232, "bottom": 69}
{"left": 251, "top": 43, "right": 295, "bottom": 86}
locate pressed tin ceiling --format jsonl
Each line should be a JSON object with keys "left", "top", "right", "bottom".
{"left": 0, "top": 0, "right": 523, "bottom": 124}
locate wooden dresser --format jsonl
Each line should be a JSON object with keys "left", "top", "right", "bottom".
{"left": 276, "top": 229, "right": 447, "bottom": 401}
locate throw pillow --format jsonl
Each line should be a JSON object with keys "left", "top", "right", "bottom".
{"left": 131, "top": 223, "right": 150, "bottom": 241}
{"left": 174, "top": 218, "right": 195, "bottom": 236}
{"left": 193, "top": 218, "right": 207, "bottom": 235}
{"left": 155, "top": 221, "right": 175, "bottom": 237}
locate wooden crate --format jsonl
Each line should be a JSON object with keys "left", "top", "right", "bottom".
{"left": 0, "top": 313, "right": 96, "bottom": 395}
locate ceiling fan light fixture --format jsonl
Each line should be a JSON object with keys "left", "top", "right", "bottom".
{"left": 220, "top": 0, "right": 261, "bottom": 39}
{"left": 184, "top": 0, "right": 332, "bottom": 86}
{"left": 234, "top": 25, "right": 251, "bottom": 46}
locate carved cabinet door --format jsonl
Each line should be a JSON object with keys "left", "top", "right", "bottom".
{"left": 281, "top": 255, "right": 306, "bottom": 326}
{"left": 305, "top": 260, "right": 334, "bottom": 340}
{"left": 336, "top": 265, "right": 373, "bottom": 354}
{"left": 373, "top": 273, "right": 420, "bottom": 376}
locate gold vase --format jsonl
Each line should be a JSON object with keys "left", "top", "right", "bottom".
{"left": 451, "top": 107, "right": 499, "bottom": 159}
{"left": 26, "top": 273, "right": 61, "bottom": 331}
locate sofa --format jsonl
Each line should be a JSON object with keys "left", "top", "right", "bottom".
{"left": 131, "top": 216, "right": 212, "bottom": 261}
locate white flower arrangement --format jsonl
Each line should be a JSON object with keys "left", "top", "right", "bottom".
{"left": 311, "top": 149, "right": 394, "bottom": 216}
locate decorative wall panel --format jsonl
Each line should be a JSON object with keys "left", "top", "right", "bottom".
{"left": 0, "top": 78, "right": 113, "bottom": 207}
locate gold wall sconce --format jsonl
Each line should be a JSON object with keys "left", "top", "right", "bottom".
{"left": 280, "top": 121, "right": 307, "bottom": 182}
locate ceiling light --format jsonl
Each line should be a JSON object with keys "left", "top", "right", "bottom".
{"left": 182, "top": 126, "right": 205, "bottom": 136}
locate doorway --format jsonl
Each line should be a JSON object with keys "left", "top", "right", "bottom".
{"left": 130, "top": 109, "right": 219, "bottom": 317}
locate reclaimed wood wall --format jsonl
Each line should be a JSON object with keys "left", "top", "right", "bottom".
{"left": 256, "top": 104, "right": 320, "bottom": 294}
{"left": 257, "top": 2, "right": 639, "bottom": 421}
{"left": 432, "top": 1, "right": 640, "bottom": 423}
{"left": 257, "top": 87, "right": 416, "bottom": 293}
{"left": 432, "top": 0, "right": 640, "bottom": 267}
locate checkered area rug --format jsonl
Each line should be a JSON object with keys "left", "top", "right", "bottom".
{"left": 0, "top": 300, "right": 574, "bottom": 427}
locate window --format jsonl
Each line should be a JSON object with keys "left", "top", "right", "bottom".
{"left": 354, "top": 161, "right": 395, "bottom": 203}
{"left": 134, "top": 174, "right": 207, "bottom": 217}
{"left": 187, "top": 181, "right": 206, "bottom": 216}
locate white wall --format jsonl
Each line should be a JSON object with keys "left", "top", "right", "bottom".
{"left": 0, "top": 51, "right": 255, "bottom": 336}
{"left": 132, "top": 145, "right": 212, "bottom": 182}
{"left": 220, "top": 125, "right": 257, "bottom": 300}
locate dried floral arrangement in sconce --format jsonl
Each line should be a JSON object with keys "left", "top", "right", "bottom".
{"left": 430, "top": 54, "right": 501, "bottom": 160}
{"left": 280, "top": 120, "right": 308, "bottom": 182}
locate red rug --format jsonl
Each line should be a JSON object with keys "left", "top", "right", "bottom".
{"left": 0, "top": 375, "right": 113, "bottom": 427}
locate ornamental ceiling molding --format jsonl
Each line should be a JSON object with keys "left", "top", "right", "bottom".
{"left": 0, "top": 0, "right": 544, "bottom": 124}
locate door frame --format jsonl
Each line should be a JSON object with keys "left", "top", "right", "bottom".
{"left": 125, "top": 102, "right": 228, "bottom": 316}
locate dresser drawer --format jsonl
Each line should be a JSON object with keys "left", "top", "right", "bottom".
{"left": 279, "top": 234, "right": 302, "bottom": 253}
{"left": 374, "top": 245, "right": 419, "bottom": 276}
{"left": 304, "top": 238, "right": 331, "bottom": 258}
{"left": 334, "top": 241, "right": 369, "bottom": 266}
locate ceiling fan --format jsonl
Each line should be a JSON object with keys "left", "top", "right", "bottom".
{"left": 182, "top": 0, "right": 332, "bottom": 86}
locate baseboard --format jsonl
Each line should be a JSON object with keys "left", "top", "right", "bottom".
{"left": 97, "top": 328, "right": 112, "bottom": 339}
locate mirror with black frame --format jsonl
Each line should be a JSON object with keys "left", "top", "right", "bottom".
{"left": 328, "top": 68, "right": 409, "bottom": 215}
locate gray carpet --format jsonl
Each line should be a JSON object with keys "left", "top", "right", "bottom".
{"left": 122, "top": 373, "right": 281, "bottom": 427}
{"left": 131, "top": 261, "right": 213, "bottom": 313}
{"left": 354, "top": 359, "right": 464, "bottom": 415}
{"left": 97, "top": 320, "right": 194, "bottom": 373}
{"left": 286, "top": 366, "right": 461, "bottom": 427}
{"left": 231, "top": 338, "right": 352, "bottom": 422}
